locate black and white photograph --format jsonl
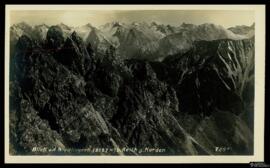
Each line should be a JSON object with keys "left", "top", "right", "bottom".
{"left": 4, "top": 5, "right": 266, "bottom": 163}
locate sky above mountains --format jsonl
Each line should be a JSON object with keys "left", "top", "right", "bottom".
{"left": 10, "top": 10, "right": 254, "bottom": 28}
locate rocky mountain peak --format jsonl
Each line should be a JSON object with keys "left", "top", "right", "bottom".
{"left": 70, "top": 31, "right": 82, "bottom": 43}
{"left": 151, "top": 21, "right": 158, "bottom": 26}
{"left": 58, "top": 22, "right": 71, "bottom": 30}
{"left": 251, "top": 22, "right": 255, "bottom": 28}
{"left": 112, "top": 21, "right": 122, "bottom": 27}
{"left": 15, "top": 35, "right": 33, "bottom": 53}
{"left": 84, "top": 23, "right": 93, "bottom": 28}
{"left": 46, "top": 25, "right": 65, "bottom": 50}
{"left": 180, "top": 22, "right": 196, "bottom": 29}
{"left": 14, "top": 21, "right": 32, "bottom": 29}
{"left": 35, "top": 23, "right": 49, "bottom": 28}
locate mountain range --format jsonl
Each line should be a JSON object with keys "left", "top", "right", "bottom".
{"left": 10, "top": 21, "right": 255, "bottom": 61}
{"left": 9, "top": 21, "right": 255, "bottom": 155}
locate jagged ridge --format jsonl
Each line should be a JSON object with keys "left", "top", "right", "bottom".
{"left": 9, "top": 25, "right": 254, "bottom": 155}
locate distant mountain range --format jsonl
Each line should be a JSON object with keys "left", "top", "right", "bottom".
{"left": 10, "top": 21, "right": 255, "bottom": 61}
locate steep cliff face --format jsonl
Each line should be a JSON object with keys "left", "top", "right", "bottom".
{"left": 85, "top": 28, "right": 115, "bottom": 55}
{"left": 161, "top": 39, "right": 254, "bottom": 154}
{"left": 10, "top": 33, "right": 125, "bottom": 154}
{"left": 163, "top": 39, "right": 254, "bottom": 116}
{"left": 9, "top": 25, "right": 254, "bottom": 155}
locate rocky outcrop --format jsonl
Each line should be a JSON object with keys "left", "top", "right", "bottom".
{"left": 10, "top": 33, "right": 124, "bottom": 154}
{"left": 46, "top": 26, "right": 65, "bottom": 50}
{"left": 9, "top": 25, "right": 254, "bottom": 155}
